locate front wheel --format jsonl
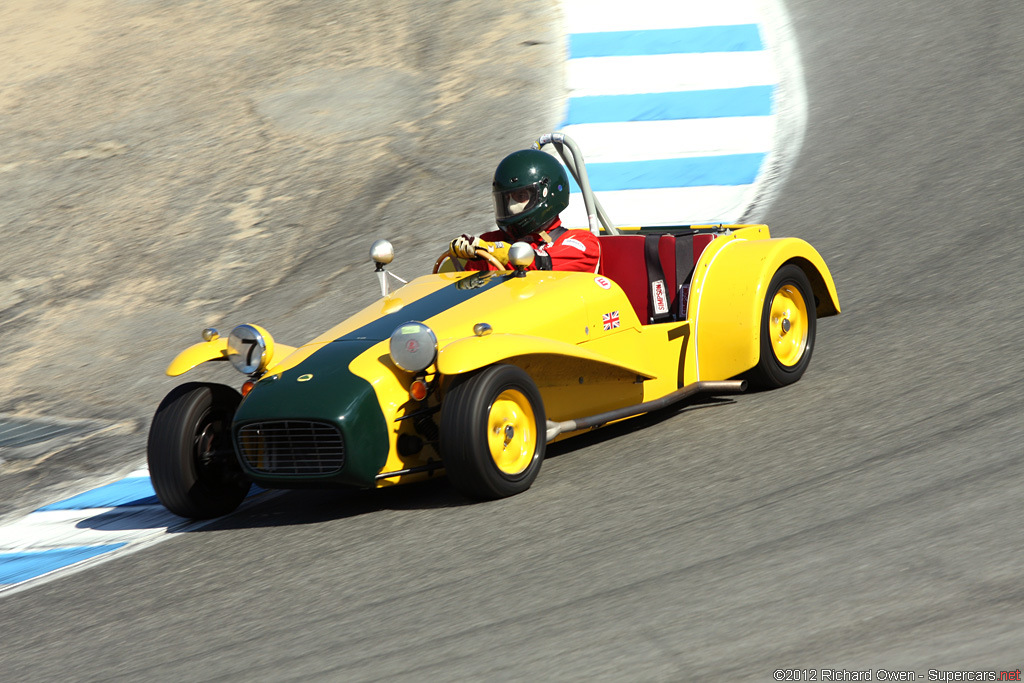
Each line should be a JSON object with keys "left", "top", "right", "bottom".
{"left": 440, "top": 365, "right": 546, "bottom": 500}
{"left": 749, "top": 263, "right": 817, "bottom": 389}
{"left": 147, "top": 382, "right": 250, "bottom": 518}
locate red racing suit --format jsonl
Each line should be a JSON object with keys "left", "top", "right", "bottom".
{"left": 465, "top": 220, "right": 601, "bottom": 273}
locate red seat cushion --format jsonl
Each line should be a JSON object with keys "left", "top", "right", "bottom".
{"left": 598, "top": 236, "right": 649, "bottom": 323}
{"left": 598, "top": 233, "right": 717, "bottom": 324}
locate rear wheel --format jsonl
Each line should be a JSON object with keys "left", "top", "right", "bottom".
{"left": 440, "top": 365, "right": 545, "bottom": 500}
{"left": 147, "top": 382, "right": 250, "bottom": 518}
{"left": 749, "top": 264, "right": 817, "bottom": 388}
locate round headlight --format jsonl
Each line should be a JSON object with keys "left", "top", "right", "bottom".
{"left": 389, "top": 322, "right": 437, "bottom": 373}
{"left": 227, "top": 324, "right": 274, "bottom": 375}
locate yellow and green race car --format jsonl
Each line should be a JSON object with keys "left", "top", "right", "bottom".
{"left": 147, "top": 133, "right": 840, "bottom": 519}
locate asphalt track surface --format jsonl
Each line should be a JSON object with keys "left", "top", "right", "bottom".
{"left": 2, "top": 0, "right": 1024, "bottom": 680}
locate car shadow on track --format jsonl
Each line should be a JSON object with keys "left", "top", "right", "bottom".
{"left": 76, "top": 396, "right": 740, "bottom": 534}
{"left": 192, "top": 396, "right": 740, "bottom": 532}
{"left": 187, "top": 477, "right": 469, "bottom": 532}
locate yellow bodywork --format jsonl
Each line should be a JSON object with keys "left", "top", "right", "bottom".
{"left": 437, "top": 333, "right": 657, "bottom": 379}
{"left": 166, "top": 338, "right": 231, "bottom": 376}
{"left": 687, "top": 226, "right": 840, "bottom": 381}
{"left": 166, "top": 325, "right": 297, "bottom": 377}
{"left": 167, "top": 224, "right": 838, "bottom": 488}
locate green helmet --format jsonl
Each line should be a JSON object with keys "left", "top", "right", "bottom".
{"left": 491, "top": 149, "right": 570, "bottom": 239}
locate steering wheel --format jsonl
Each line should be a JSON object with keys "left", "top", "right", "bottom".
{"left": 433, "top": 248, "right": 507, "bottom": 274}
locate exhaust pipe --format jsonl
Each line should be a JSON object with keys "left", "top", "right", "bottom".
{"left": 545, "top": 380, "right": 747, "bottom": 442}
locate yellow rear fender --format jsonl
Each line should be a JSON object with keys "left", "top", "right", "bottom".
{"left": 436, "top": 332, "right": 658, "bottom": 380}
{"left": 691, "top": 237, "right": 840, "bottom": 381}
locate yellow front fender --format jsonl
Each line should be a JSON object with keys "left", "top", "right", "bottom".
{"left": 691, "top": 237, "right": 840, "bottom": 381}
{"left": 166, "top": 339, "right": 230, "bottom": 377}
{"left": 166, "top": 335, "right": 298, "bottom": 377}
{"left": 436, "top": 333, "right": 658, "bottom": 379}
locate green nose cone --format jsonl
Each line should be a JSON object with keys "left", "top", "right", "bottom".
{"left": 232, "top": 340, "right": 390, "bottom": 487}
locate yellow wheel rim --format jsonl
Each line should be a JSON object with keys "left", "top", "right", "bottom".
{"left": 768, "top": 284, "right": 809, "bottom": 367}
{"left": 487, "top": 389, "right": 537, "bottom": 476}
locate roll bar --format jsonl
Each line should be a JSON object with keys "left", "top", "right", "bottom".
{"left": 532, "top": 133, "right": 620, "bottom": 236}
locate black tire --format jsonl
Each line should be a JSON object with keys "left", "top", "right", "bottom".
{"left": 749, "top": 263, "right": 817, "bottom": 389}
{"left": 147, "top": 382, "right": 250, "bottom": 518}
{"left": 440, "top": 365, "right": 546, "bottom": 500}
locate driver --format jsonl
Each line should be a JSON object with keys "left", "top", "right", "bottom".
{"left": 449, "top": 149, "right": 600, "bottom": 273}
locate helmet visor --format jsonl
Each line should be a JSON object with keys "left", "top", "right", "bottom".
{"left": 493, "top": 184, "right": 544, "bottom": 222}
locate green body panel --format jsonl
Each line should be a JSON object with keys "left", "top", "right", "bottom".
{"left": 232, "top": 340, "right": 389, "bottom": 488}
{"left": 337, "top": 271, "right": 511, "bottom": 342}
{"left": 228, "top": 272, "right": 524, "bottom": 489}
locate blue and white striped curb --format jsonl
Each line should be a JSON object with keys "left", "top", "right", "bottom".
{"left": 0, "top": 0, "right": 805, "bottom": 596}
{"left": 558, "top": 0, "right": 804, "bottom": 228}
{"left": 0, "top": 470, "right": 193, "bottom": 593}
{"left": 0, "top": 468, "right": 268, "bottom": 593}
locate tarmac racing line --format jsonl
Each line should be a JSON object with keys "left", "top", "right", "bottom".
{"left": 0, "top": 0, "right": 807, "bottom": 596}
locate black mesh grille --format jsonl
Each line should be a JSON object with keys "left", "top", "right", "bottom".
{"left": 237, "top": 420, "right": 345, "bottom": 475}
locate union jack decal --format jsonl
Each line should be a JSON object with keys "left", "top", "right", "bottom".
{"left": 602, "top": 310, "right": 620, "bottom": 331}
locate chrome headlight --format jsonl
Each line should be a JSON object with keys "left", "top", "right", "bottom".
{"left": 227, "top": 324, "right": 274, "bottom": 374}
{"left": 389, "top": 322, "right": 437, "bottom": 373}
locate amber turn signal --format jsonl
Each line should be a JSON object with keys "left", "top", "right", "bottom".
{"left": 409, "top": 378, "right": 428, "bottom": 401}
{"left": 241, "top": 380, "right": 256, "bottom": 397}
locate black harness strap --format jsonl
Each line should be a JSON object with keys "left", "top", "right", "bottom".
{"left": 534, "top": 226, "right": 568, "bottom": 270}
{"left": 644, "top": 234, "right": 672, "bottom": 323}
{"left": 541, "top": 226, "right": 568, "bottom": 243}
{"left": 674, "top": 235, "right": 695, "bottom": 319}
